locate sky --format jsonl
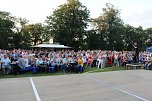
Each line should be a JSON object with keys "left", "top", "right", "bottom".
{"left": 0, "top": 0, "right": 152, "bottom": 29}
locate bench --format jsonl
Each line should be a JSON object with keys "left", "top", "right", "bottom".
{"left": 125, "top": 63, "right": 144, "bottom": 70}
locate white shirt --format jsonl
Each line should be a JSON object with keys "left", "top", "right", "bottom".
{"left": 63, "top": 58, "right": 69, "bottom": 64}
{"left": 56, "top": 57, "right": 62, "bottom": 64}
{"left": 68, "top": 58, "right": 75, "bottom": 63}
{"left": 1, "top": 57, "right": 11, "bottom": 66}
{"left": 23, "top": 58, "right": 30, "bottom": 67}
{"left": 83, "top": 56, "right": 87, "bottom": 63}
{"left": 36, "top": 58, "right": 43, "bottom": 65}
{"left": 0, "top": 53, "right": 4, "bottom": 59}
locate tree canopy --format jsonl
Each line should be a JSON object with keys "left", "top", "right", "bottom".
{"left": 46, "top": 0, "right": 90, "bottom": 50}
{"left": 0, "top": 1, "right": 152, "bottom": 50}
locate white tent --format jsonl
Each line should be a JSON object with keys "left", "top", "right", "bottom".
{"left": 31, "top": 43, "right": 71, "bottom": 48}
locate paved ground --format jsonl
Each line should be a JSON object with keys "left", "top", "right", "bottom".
{"left": 0, "top": 70, "right": 152, "bottom": 101}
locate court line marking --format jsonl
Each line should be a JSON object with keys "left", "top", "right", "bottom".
{"left": 30, "top": 77, "right": 41, "bottom": 101}
{"left": 84, "top": 74, "right": 149, "bottom": 101}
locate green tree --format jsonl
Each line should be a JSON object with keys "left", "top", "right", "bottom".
{"left": 123, "top": 25, "right": 145, "bottom": 50}
{"left": 144, "top": 27, "right": 152, "bottom": 48}
{"left": 46, "top": 0, "right": 90, "bottom": 50}
{"left": 12, "top": 18, "right": 29, "bottom": 49}
{"left": 86, "top": 30, "right": 99, "bottom": 49}
{"left": 15, "top": 18, "right": 50, "bottom": 49}
{"left": 23, "top": 23, "right": 44, "bottom": 46}
{"left": 92, "top": 3, "right": 124, "bottom": 50}
{"left": 0, "top": 11, "right": 15, "bottom": 49}
{"left": 135, "top": 26, "right": 146, "bottom": 50}
{"left": 42, "top": 25, "right": 52, "bottom": 42}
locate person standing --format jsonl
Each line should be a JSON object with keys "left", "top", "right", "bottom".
{"left": 97, "top": 53, "right": 104, "bottom": 69}
{"left": 133, "top": 42, "right": 139, "bottom": 63}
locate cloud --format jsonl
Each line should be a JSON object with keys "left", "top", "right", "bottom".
{"left": 0, "top": 0, "right": 67, "bottom": 23}
{"left": 0, "top": 0, "right": 152, "bottom": 28}
{"left": 121, "top": 7, "right": 152, "bottom": 29}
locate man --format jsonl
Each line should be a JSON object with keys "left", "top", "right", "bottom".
{"left": 17, "top": 55, "right": 33, "bottom": 73}
{"left": 76, "top": 56, "right": 84, "bottom": 73}
{"left": 61, "top": 56, "right": 69, "bottom": 71}
{"left": 18, "top": 55, "right": 25, "bottom": 69}
{"left": 132, "top": 42, "right": 139, "bottom": 63}
{"left": 1, "top": 54, "right": 11, "bottom": 74}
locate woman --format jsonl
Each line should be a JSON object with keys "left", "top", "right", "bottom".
{"left": 87, "top": 56, "right": 92, "bottom": 67}
{"left": 97, "top": 53, "right": 104, "bottom": 69}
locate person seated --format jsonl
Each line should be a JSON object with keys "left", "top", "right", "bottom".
{"left": 31, "top": 56, "right": 39, "bottom": 74}
{"left": 23, "top": 55, "right": 33, "bottom": 71}
{"left": 139, "top": 54, "right": 144, "bottom": 62}
{"left": 50, "top": 56, "right": 59, "bottom": 72}
{"left": 36, "top": 56, "right": 46, "bottom": 72}
{"left": 17, "top": 55, "right": 33, "bottom": 73}
{"left": 61, "top": 56, "right": 69, "bottom": 72}
{"left": 68, "top": 55, "right": 77, "bottom": 72}
{"left": 55, "top": 55, "right": 62, "bottom": 71}
{"left": 11, "top": 55, "right": 23, "bottom": 74}
{"left": 145, "top": 61, "right": 152, "bottom": 70}
{"left": 0, "top": 54, "right": 11, "bottom": 74}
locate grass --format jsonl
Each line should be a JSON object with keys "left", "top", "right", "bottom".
{"left": 84, "top": 66, "right": 125, "bottom": 73}
{"left": 0, "top": 66, "right": 126, "bottom": 79}
{"left": 0, "top": 71, "right": 72, "bottom": 79}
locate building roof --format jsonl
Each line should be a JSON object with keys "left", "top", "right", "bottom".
{"left": 31, "top": 43, "right": 71, "bottom": 48}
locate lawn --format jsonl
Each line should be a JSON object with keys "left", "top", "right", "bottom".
{"left": 0, "top": 66, "right": 126, "bottom": 79}
{"left": 84, "top": 66, "right": 126, "bottom": 73}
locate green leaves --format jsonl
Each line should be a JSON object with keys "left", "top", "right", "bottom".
{"left": 46, "top": 0, "right": 90, "bottom": 50}
{"left": 0, "top": 11, "right": 15, "bottom": 49}
{"left": 92, "top": 3, "right": 124, "bottom": 50}
{"left": 0, "top": 2, "right": 152, "bottom": 50}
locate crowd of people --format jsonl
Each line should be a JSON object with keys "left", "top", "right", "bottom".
{"left": 0, "top": 49, "right": 152, "bottom": 75}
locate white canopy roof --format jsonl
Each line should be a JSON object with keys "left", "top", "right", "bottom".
{"left": 31, "top": 43, "right": 71, "bottom": 48}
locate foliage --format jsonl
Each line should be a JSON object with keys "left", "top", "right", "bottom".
{"left": 46, "top": 0, "right": 90, "bottom": 50}
{"left": 92, "top": 3, "right": 124, "bottom": 50}
{"left": 0, "top": 2, "right": 152, "bottom": 50}
{"left": 12, "top": 17, "right": 30, "bottom": 49}
{"left": 144, "top": 28, "right": 152, "bottom": 47}
{"left": 0, "top": 11, "right": 15, "bottom": 49}
{"left": 123, "top": 25, "right": 146, "bottom": 50}
{"left": 24, "top": 23, "right": 44, "bottom": 45}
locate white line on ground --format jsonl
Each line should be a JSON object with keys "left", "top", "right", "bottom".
{"left": 84, "top": 74, "right": 149, "bottom": 101}
{"left": 30, "top": 77, "right": 41, "bottom": 101}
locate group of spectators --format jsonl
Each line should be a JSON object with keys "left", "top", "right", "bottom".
{"left": 0, "top": 49, "right": 152, "bottom": 75}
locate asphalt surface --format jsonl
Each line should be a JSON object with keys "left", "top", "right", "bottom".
{"left": 0, "top": 70, "right": 152, "bottom": 101}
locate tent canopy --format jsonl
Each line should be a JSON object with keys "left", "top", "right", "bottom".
{"left": 146, "top": 46, "right": 152, "bottom": 53}
{"left": 31, "top": 43, "right": 71, "bottom": 48}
